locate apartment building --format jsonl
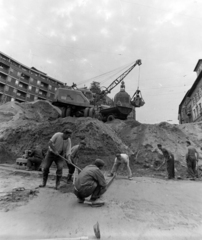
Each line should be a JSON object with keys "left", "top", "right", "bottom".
{"left": 0, "top": 51, "right": 64, "bottom": 104}
{"left": 178, "top": 59, "right": 202, "bottom": 124}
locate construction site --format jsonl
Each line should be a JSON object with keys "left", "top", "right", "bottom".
{"left": 0, "top": 98, "right": 202, "bottom": 240}
{"left": 1, "top": 1, "right": 202, "bottom": 239}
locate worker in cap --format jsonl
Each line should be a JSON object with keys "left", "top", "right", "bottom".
{"left": 185, "top": 141, "right": 198, "bottom": 180}
{"left": 66, "top": 139, "right": 87, "bottom": 184}
{"left": 108, "top": 152, "right": 133, "bottom": 180}
{"left": 74, "top": 159, "right": 107, "bottom": 204}
{"left": 39, "top": 128, "right": 72, "bottom": 189}
{"left": 156, "top": 144, "right": 175, "bottom": 179}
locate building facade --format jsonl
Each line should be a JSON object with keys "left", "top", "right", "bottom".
{"left": 178, "top": 59, "right": 202, "bottom": 124}
{"left": 0, "top": 51, "right": 64, "bottom": 104}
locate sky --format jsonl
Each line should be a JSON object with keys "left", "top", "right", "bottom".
{"left": 0, "top": 0, "right": 202, "bottom": 124}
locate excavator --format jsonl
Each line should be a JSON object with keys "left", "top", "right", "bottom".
{"left": 52, "top": 59, "right": 144, "bottom": 121}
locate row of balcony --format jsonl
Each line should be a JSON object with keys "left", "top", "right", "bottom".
{"left": 0, "top": 56, "right": 64, "bottom": 88}
{"left": 0, "top": 90, "right": 48, "bottom": 103}
{"left": 0, "top": 77, "right": 53, "bottom": 97}
{"left": 0, "top": 82, "right": 55, "bottom": 100}
{"left": 0, "top": 69, "right": 53, "bottom": 92}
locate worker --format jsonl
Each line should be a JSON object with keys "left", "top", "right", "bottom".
{"left": 108, "top": 153, "right": 133, "bottom": 180}
{"left": 74, "top": 159, "right": 107, "bottom": 203}
{"left": 66, "top": 140, "right": 86, "bottom": 183}
{"left": 186, "top": 141, "right": 198, "bottom": 180}
{"left": 39, "top": 129, "right": 72, "bottom": 189}
{"left": 156, "top": 144, "right": 175, "bottom": 179}
{"left": 26, "top": 145, "right": 44, "bottom": 171}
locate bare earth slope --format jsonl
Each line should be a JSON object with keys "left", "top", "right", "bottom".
{"left": 1, "top": 101, "right": 202, "bottom": 175}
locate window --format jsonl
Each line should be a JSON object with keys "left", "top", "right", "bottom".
{"left": 48, "top": 85, "right": 52, "bottom": 90}
{"left": 199, "top": 88, "right": 202, "bottom": 98}
{"left": 27, "top": 94, "right": 30, "bottom": 98}
{"left": 55, "top": 87, "right": 57, "bottom": 91}
{"left": 34, "top": 96, "right": 38, "bottom": 100}
{"left": 35, "top": 88, "right": 39, "bottom": 93}
{"left": 5, "top": 85, "right": 9, "bottom": 91}
{"left": 7, "top": 77, "right": 11, "bottom": 82}
{"left": 193, "top": 109, "right": 196, "bottom": 119}
{"left": 28, "top": 86, "right": 32, "bottom": 90}
{"left": 9, "top": 68, "right": 14, "bottom": 73}
{"left": 199, "top": 103, "right": 202, "bottom": 115}
{"left": 17, "top": 72, "right": 21, "bottom": 77}
{"left": 30, "top": 78, "right": 33, "bottom": 82}
{"left": 15, "top": 80, "right": 19, "bottom": 85}
{"left": 11, "top": 98, "right": 15, "bottom": 101}
{"left": 37, "top": 80, "right": 40, "bottom": 85}
{"left": 196, "top": 105, "right": 199, "bottom": 116}
{"left": 197, "top": 93, "right": 199, "bottom": 100}
{"left": 193, "top": 96, "right": 196, "bottom": 106}
{"left": 13, "top": 89, "right": 17, "bottom": 93}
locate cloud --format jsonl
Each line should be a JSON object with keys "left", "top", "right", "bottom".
{"left": 0, "top": 0, "right": 201, "bottom": 123}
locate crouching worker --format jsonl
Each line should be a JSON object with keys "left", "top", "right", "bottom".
{"left": 39, "top": 129, "right": 72, "bottom": 190}
{"left": 26, "top": 145, "right": 44, "bottom": 171}
{"left": 74, "top": 159, "right": 107, "bottom": 203}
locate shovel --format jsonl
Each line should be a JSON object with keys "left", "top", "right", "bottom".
{"left": 58, "top": 154, "right": 82, "bottom": 172}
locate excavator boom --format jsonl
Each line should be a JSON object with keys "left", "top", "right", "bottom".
{"left": 100, "top": 59, "right": 141, "bottom": 97}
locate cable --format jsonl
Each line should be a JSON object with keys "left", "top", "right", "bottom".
{"left": 76, "top": 61, "right": 136, "bottom": 86}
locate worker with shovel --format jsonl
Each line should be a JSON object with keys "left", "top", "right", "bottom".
{"left": 156, "top": 144, "right": 175, "bottom": 179}
{"left": 74, "top": 159, "right": 107, "bottom": 204}
{"left": 108, "top": 153, "right": 133, "bottom": 180}
{"left": 186, "top": 141, "right": 198, "bottom": 180}
{"left": 39, "top": 129, "right": 72, "bottom": 189}
{"left": 66, "top": 140, "right": 86, "bottom": 184}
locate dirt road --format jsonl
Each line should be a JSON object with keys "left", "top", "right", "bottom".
{"left": 0, "top": 167, "right": 202, "bottom": 240}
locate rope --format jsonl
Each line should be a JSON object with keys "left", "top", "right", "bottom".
{"left": 137, "top": 65, "right": 141, "bottom": 90}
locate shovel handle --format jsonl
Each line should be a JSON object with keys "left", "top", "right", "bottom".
{"left": 58, "top": 154, "right": 82, "bottom": 172}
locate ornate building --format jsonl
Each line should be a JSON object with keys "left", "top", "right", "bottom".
{"left": 178, "top": 59, "right": 202, "bottom": 123}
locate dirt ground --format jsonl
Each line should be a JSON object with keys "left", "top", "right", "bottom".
{"left": 0, "top": 166, "right": 202, "bottom": 240}
{"left": 1, "top": 101, "right": 202, "bottom": 239}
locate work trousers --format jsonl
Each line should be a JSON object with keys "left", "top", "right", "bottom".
{"left": 43, "top": 150, "right": 64, "bottom": 177}
{"left": 111, "top": 161, "right": 132, "bottom": 178}
{"left": 66, "top": 158, "right": 75, "bottom": 175}
{"left": 166, "top": 157, "right": 175, "bottom": 179}
{"left": 27, "top": 157, "right": 42, "bottom": 170}
{"left": 186, "top": 157, "right": 197, "bottom": 178}
{"left": 74, "top": 183, "right": 107, "bottom": 200}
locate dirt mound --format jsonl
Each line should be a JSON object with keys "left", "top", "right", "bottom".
{"left": 0, "top": 100, "right": 60, "bottom": 124}
{"left": 0, "top": 101, "right": 202, "bottom": 178}
{"left": 0, "top": 115, "right": 132, "bottom": 166}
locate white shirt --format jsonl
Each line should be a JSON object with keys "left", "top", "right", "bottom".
{"left": 49, "top": 132, "right": 71, "bottom": 157}
{"left": 114, "top": 153, "right": 130, "bottom": 165}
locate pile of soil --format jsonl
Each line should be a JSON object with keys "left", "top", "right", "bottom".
{"left": 0, "top": 101, "right": 202, "bottom": 178}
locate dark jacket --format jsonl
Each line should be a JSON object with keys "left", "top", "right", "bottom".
{"left": 75, "top": 164, "right": 106, "bottom": 192}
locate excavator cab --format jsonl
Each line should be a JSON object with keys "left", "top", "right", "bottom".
{"left": 130, "top": 89, "right": 145, "bottom": 108}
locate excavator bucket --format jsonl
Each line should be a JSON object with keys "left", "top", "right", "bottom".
{"left": 130, "top": 90, "right": 145, "bottom": 108}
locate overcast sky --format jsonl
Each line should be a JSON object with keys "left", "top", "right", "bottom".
{"left": 0, "top": 0, "right": 201, "bottom": 124}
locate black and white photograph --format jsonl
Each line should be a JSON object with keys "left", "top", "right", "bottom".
{"left": 0, "top": 0, "right": 202, "bottom": 239}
